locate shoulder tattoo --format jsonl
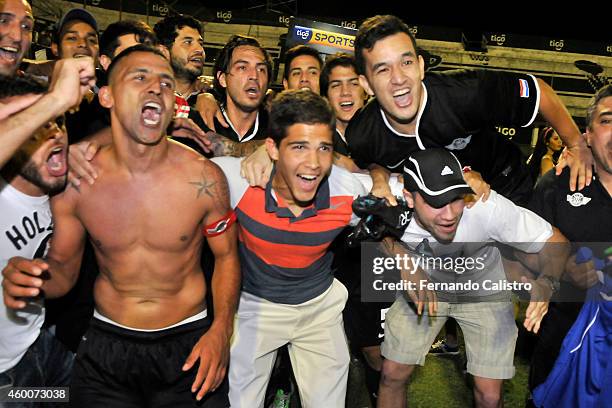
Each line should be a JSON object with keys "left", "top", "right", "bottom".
{"left": 189, "top": 172, "right": 216, "bottom": 199}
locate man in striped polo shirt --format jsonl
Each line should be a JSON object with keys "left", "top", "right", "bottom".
{"left": 213, "top": 89, "right": 367, "bottom": 407}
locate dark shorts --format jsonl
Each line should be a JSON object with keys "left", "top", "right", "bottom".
{"left": 344, "top": 296, "right": 392, "bottom": 350}
{"left": 70, "top": 316, "right": 228, "bottom": 408}
{"left": 332, "top": 228, "right": 393, "bottom": 350}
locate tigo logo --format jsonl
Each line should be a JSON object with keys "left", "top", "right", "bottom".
{"left": 293, "top": 25, "right": 354, "bottom": 51}
{"left": 293, "top": 25, "right": 313, "bottom": 41}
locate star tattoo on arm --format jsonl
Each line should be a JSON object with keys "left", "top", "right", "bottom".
{"left": 189, "top": 173, "right": 217, "bottom": 198}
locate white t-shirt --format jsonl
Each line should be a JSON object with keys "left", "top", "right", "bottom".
{"left": 403, "top": 189, "right": 552, "bottom": 298}
{"left": 355, "top": 175, "right": 553, "bottom": 298}
{"left": 0, "top": 177, "right": 52, "bottom": 372}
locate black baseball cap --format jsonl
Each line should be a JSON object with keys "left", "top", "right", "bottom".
{"left": 56, "top": 8, "right": 98, "bottom": 37}
{"left": 403, "top": 148, "right": 474, "bottom": 208}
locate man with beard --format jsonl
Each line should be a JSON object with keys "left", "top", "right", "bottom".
{"left": 2, "top": 46, "right": 240, "bottom": 407}
{"left": 376, "top": 148, "right": 568, "bottom": 408}
{"left": 0, "top": 0, "right": 95, "bottom": 168}
{"left": 150, "top": 16, "right": 257, "bottom": 157}
{"left": 208, "top": 34, "right": 271, "bottom": 143}
{"left": 154, "top": 15, "right": 205, "bottom": 119}
{"left": 0, "top": 75, "right": 74, "bottom": 394}
{"left": 175, "top": 35, "right": 272, "bottom": 157}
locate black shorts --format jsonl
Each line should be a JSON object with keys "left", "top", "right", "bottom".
{"left": 70, "top": 316, "right": 228, "bottom": 408}
{"left": 344, "top": 295, "right": 393, "bottom": 351}
{"left": 331, "top": 228, "right": 393, "bottom": 350}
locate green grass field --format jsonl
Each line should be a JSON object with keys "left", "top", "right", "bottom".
{"left": 346, "top": 302, "right": 537, "bottom": 408}
{"left": 405, "top": 345, "right": 531, "bottom": 408}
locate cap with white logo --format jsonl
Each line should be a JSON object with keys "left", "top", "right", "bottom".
{"left": 403, "top": 148, "right": 474, "bottom": 208}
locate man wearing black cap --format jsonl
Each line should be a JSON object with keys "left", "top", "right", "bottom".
{"left": 52, "top": 8, "right": 99, "bottom": 65}
{"left": 376, "top": 148, "right": 569, "bottom": 408}
{"left": 20, "top": 8, "right": 100, "bottom": 142}
{"left": 23, "top": 8, "right": 99, "bottom": 82}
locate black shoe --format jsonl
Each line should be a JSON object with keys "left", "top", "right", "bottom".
{"left": 429, "top": 340, "right": 460, "bottom": 356}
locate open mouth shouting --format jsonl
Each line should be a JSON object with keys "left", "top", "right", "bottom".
{"left": 141, "top": 101, "right": 163, "bottom": 127}
{"left": 338, "top": 100, "right": 355, "bottom": 112}
{"left": 46, "top": 145, "right": 68, "bottom": 177}
{"left": 188, "top": 55, "right": 204, "bottom": 67}
{"left": 245, "top": 85, "right": 261, "bottom": 99}
{"left": 72, "top": 51, "right": 92, "bottom": 58}
{"left": 437, "top": 220, "right": 458, "bottom": 235}
{"left": 296, "top": 172, "right": 320, "bottom": 193}
{"left": 392, "top": 88, "right": 413, "bottom": 108}
{"left": 0, "top": 45, "right": 20, "bottom": 63}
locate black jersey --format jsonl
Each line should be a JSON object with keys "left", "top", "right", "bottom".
{"left": 465, "top": 128, "right": 534, "bottom": 205}
{"left": 345, "top": 69, "right": 539, "bottom": 172}
{"left": 333, "top": 129, "right": 350, "bottom": 157}
{"left": 188, "top": 98, "right": 269, "bottom": 143}
{"left": 529, "top": 168, "right": 612, "bottom": 243}
{"left": 65, "top": 94, "right": 110, "bottom": 144}
{"left": 177, "top": 97, "right": 268, "bottom": 155}
{"left": 526, "top": 167, "right": 612, "bottom": 392}
{"left": 528, "top": 167, "right": 611, "bottom": 314}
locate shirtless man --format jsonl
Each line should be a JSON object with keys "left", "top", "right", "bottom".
{"left": 2, "top": 45, "right": 239, "bottom": 407}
